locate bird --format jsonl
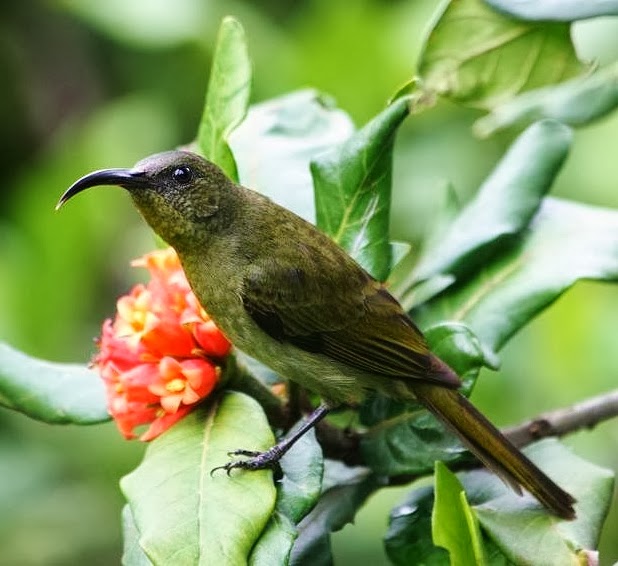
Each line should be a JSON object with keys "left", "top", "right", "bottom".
{"left": 57, "top": 149, "right": 576, "bottom": 519}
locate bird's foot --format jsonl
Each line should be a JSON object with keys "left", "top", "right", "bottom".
{"left": 211, "top": 404, "right": 332, "bottom": 477}
{"left": 211, "top": 446, "right": 284, "bottom": 476}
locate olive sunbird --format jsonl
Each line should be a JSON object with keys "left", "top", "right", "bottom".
{"left": 57, "top": 150, "right": 576, "bottom": 520}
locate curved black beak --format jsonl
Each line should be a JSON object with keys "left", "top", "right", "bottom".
{"left": 56, "top": 168, "right": 147, "bottom": 210}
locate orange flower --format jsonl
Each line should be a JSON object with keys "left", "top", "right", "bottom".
{"left": 94, "top": 248, "right": 231, "bottom": 441}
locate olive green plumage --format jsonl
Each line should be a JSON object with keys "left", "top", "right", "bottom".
{"left": 58, "top": 150, "right": 576, "bottom": 519}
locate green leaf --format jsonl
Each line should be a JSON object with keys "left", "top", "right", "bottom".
{"left": 418, "top": 197, "right": 618, "bottom": 352}
{"left": 249, "top": 428, "right": 323, "bottom": 565}
{"left": 197, "top": 16, "right": 251, "bottom": 181}
{"left": 230, "top": 89, "right": 354, "bottom": 223}
{"left": 361, "top": 408, "right": 468, "bottom": 477}
{"left": 390, "top": 182, "right": 460, "bottom": 304}
{"left": 391, "top": 241, "right": 413, "bottom": 271}
{"left": 474, "top": 62, "right": 618, "bottom": 137}
{"left": 425, "top": 322, "right": 499, "bottom": 395}
{"left": 121, "top": 505, "right": 153, "bottom": 566}
{"left": 249, "top": 510, "right": 298, "bottom": 566}
{"left": 290, "top": 461, "right": 380, "bottom": 566}
{"left": 399, "top": 275, "right": 456, "bottom": 311}
{"left": 277, "top": 428, "right": 324, "bottom": 523}
{"left": 249, "top": 512, "right": 297, "bottom": 566}
{"left": 462, "top": 439, "right": 614, "bottom": 564}
{"left": 0, "top": 342, "right": 109, "bottom": 424}
{"left": 385, "top": 486, "right": 450, "bottom": 566}
{"left": 406, "top": 120, "right": 571, "bottom": 305}
{"left": 418, "top": 0, "right": 584, "bottom": 109}
{"left": 311, "top": 96, "right": 411, "bottom": 280}
{"left": 483, "top": 539, "right": 513, "bottom": 566}
{"left": 121, "top": 392, "right": 277, "bottom": 565}
{"left": 485, "top": 0, "right": 618, "bottom": 21}
{"left": 360, "top": 323, "right": 497, "bottom": 476}
{"left": 433, "top": 462, "right": 486, "bottom": 566}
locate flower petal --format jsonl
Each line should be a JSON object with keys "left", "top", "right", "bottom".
{"left": 193, "top": 320, "right": 231, "bottom": 357}
{"left": 139, "top": 405, "right": 193, "bottom": 441}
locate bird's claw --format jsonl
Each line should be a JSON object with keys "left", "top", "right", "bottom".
{"left": 210, "top": 461, "right": 244, "bottom": 477}
{"left": 210, "top": 447, "right": 283, "bottom": 477}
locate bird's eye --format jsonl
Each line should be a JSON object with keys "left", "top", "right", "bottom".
{"left": 172, "top": 166, "right": 192, "bottom": 184}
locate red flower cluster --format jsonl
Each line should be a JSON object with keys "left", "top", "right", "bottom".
{"left": 94, "top": 248, "right": 231, "bottom": 441}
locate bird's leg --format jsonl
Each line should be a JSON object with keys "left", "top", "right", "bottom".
{"left": 211, "top": 403, "right": 331, "bottom": 475}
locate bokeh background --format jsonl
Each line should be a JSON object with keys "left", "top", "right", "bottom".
{"left": 2, "top": 0, "right": 618, "bottom": 564}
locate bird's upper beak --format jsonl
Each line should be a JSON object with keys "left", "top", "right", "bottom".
{"left": 56, "top": 168, "right": 148, "bottom": 210}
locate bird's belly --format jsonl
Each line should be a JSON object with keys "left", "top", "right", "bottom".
{"left": 225, "top": 316, "right": 365, "bottom": 404}
{"left": 180, "top": 259, "right": 369, "bottom": 404}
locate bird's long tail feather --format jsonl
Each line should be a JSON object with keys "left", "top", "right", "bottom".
{"left": 412, "top": 381, "right": 576, "bottom": 520}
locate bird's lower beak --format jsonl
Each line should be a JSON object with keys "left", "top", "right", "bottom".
{"left": 56, "top": 168, "right": 148, "bottom": 210}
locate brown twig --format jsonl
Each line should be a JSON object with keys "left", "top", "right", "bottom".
{"left": 503, "top": 388, "right": 618, "bottom": 448}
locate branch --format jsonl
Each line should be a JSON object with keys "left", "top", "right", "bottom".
{"left": 503, "top": 387, "right": 618, "bottom": 448}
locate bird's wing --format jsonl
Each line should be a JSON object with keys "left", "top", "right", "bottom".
{"left": 241, "top": 258, "right": 451, "bottom": 385}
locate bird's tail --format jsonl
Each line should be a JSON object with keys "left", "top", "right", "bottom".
{"left": 412, "top": 380, "right": 576, "bottom": 520}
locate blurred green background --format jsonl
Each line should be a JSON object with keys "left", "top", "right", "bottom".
{"left": 2, "top": 0, "right": 618, "bottom": 564}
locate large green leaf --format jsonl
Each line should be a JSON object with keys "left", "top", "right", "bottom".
{"left": 0, "top": 342, "right": 108, "bottom": 424}
{"left": 475, "top": 62, "right": 618, "bottom": 137}
{"left": 403, "top": 120, "right": 571, "bottom": 307}
{"left": 359, "top": 323, "right": 492, "bottom": 476}
{"left": 386, "top": 441, "right": 612, "bottom": 566}
{"left": 385, "top": 486, "right": 450, "bottom": 566}
{"left": 432, "top": 462, "right": 486, "bottom": 566}
{"left": 289, "top": 461, "right": 380, "bottom": 566}
{"left": 249, "top": 429, "right": 323, "bottom": 565}
{"left": 463, "top": 440, "right": 614, "bottom": 564}
{"left": 197, "top": 16, "right": 251, "bottom": 181}
{"left": 230, "top": 89, "right": 354, "bottom": 222}
{"left": 419, "top": 0, "right": 584, "bottom": 109}
{"left": 418, "top": 197, "right": 618, "bottom": 351}
{"left": 121, "top": 392, "right": 276, "bottom": 565}
{"left": 485, "top": 0, "right": 618, "bottom": 21}
{"left": 311, "top": 96, "right": 411, "bottom": 280}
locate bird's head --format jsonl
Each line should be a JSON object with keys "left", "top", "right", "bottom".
{"left": 57, "top": 150, "right": 234, "bottom": 248}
